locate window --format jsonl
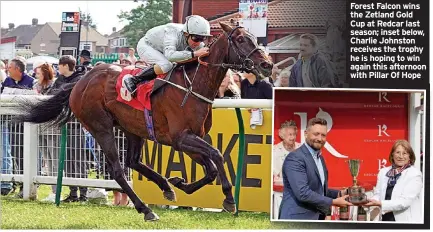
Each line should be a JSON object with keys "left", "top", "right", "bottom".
{"left": 109, "top": 38, "right": 127, "bottom": 48}
{"left": 80, "top": 42, "right": 92, "bottom": 52}
{"left": 110, "top": 39, "right": 117, "bottom": 48}
{"left": 24, "top": 45, "right": 31, "bottom": 50}
{"left": 119, "top": 38, "right": 126, "bottom": 47}
{"left": 98, "top": 46, "right": 105, "bottom": 53}
{"left": 40, "top": 43, "right": 46, "bottom": 52}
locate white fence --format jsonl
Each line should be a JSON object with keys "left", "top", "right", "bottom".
{"left": 0, "top": 96, "right": 272, "bottom": 200}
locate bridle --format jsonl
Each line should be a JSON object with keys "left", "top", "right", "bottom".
{"left": 161, "top": 27, "right": 264, "bottom": 107}
{"left": 198, "top": 26, "right": 262, "bottom": 76}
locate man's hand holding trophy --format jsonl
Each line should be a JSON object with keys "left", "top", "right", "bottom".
{"left": 334, "top": 159, "right": 371, "bottom": 221}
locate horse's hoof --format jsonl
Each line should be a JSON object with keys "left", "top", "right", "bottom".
{"left": 163, "top": 190, "right": 177, "bottom": 202}
{"left": 222, "top": 201, "right": 236, "bottom": 213}
{"left": 144, "top": 212, "right": 160, "bottom": 221}
{"left": 168, "top": 177, "right": 185, "bottom": 187}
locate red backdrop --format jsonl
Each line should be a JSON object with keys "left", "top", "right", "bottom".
{"left": 273, "top": 90, "right": 409, "bottom": 190}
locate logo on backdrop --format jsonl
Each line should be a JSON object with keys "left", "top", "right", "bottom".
{"left": 379, "top": 92, "right": 391, "bottom": 103}
{"left": 378, "top": 159, "right": 388, "bottom": 171}
{"left": 294, "top": 107, "right": 348, "bottom": 159}
{"left": 378, "top": 124, "right": 391, "bottom": 137}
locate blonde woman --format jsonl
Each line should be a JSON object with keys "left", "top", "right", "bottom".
{"left": 366, "top": 140, "right": 423, "bottom": 222}
{"left": 216, "top": 69, "right": 241, "bottom": 99}
{"left": 226, "top": 69, "right": 241, "bottom": 99}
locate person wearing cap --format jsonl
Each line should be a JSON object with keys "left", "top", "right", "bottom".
{"left": 123, "top": 15, "right": 213, "bottom": 97}
{"left": 77, "top": 49, "right": 93, "bottom": 73}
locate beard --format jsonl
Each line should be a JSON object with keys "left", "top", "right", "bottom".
{"left": 306, "top": 138, "right": 324, "bottom": 151}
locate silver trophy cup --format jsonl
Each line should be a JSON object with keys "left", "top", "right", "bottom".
{"left": 345, "top": 159, "right": 367, "bottom": 205}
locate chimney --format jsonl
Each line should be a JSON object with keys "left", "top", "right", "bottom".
{"left": 32, "top": 18, "right": 38, "bottom": 26}
{"left": 112, "top": 27, "right": 116, "bottom": 32}
{"left": 8, "top": 23, "right": 15, "bottom": 30}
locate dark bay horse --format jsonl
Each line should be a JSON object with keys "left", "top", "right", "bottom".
{"left": 15, "top": 22, "right": 273, "bottom": 221}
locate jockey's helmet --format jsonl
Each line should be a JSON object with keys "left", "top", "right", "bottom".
{"left": 182, "top": 15, "right": 212, "bottom": 37}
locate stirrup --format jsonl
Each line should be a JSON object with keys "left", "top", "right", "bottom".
{"left": 123, "top": 77, "right": 138, "bottom": 97}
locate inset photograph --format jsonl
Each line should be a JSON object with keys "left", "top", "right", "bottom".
{"left": 271, "top": 88, "right": 425, "bottom": 223}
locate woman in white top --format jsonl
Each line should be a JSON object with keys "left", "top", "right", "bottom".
{"left": 366, "top": 139, "right": 423, "bottom": 223}
{"left": 272, "top": 120, "right": 301, "bottom": 219}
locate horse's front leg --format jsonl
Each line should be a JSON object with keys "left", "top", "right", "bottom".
{"left": 166, "top": 152, "right": 218, "bottom": 194}
{"left": 172, "top": 129, "right": 236, "bottom": 213}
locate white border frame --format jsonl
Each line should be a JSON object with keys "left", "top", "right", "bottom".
{"left": 269, "top": 87, "right": 427, "bottom": 224}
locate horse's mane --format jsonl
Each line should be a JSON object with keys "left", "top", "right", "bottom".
{"left": 206, "top": 32, "right": 224, "bottom": 49}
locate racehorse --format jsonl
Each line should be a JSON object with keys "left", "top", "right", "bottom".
{"left": 14, "top": 22, "right": 273, "bottom": 221}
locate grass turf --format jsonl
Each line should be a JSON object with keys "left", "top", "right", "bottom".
{"left": 0, "top": 185, "right": 308, "bottom": 229}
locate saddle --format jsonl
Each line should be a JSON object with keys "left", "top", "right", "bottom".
{"left": 115, "top": 64, "right": 179, "bottom": 112}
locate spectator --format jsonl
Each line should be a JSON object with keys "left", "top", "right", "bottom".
{"left": 1, "top": 58, "right": 33, "bottom": 93}
{"left": 1, "top": 117, "right": 12, "bottom": 196}
{"left": 47, "top": 56, "right": 82, "bottom": 94}
{"left": 289, "top": 34, "right": 340, "bottom": 88}
{"left": 231, "top": 71, "right": 242, "bottom": 89}
{"left": 2, "top": 59, "right": 9, "bottom": 74}
{"left": 277, "top": 68, "right": 291, "bottom": 87}
{"left": 273, "top": 120, "right": 301, "bottom": 185}
{"left": 46, "top": 55, "right": 89, "bottom": 202}
{"left": 77, "top": 49, "right": 93, "bottom": 73}
{"left": 32, "top": 63, "right": 58, "bottom": 202}
{"left": 117, "top": 53, "right": 126, "bottom": 65}
{"left": 272, "top": 120, "right": 301, "bottom": 219}
{"left": 216, "top": 70, "right": 240, "bottom": 99}
{"left": 240, "top": 72, "right": 272, "bottom": 99}
{"left": 121, "top": 59, "right": 132, "bottom": 66}
{"left": 0, "top": 60, "right": 7, "bottom": 83}
{"left": 1, "top": 57, "right": 33, "bottom": 198}
{"left": 128, "top": 48, "right": 138, "bottom": 64}
{"left": 33, "top": 63, "right": 55, "bottom": 94}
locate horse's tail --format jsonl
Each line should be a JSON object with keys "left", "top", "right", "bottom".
{"left": 13, "top": 82, "right": 77, "bottom": 128}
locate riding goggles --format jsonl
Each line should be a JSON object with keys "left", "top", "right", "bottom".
{"left": 190, "top": 35, "right": 206, "bottom": 42}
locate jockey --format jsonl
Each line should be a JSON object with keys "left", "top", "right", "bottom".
{"left": 123, "top": 15, "right": 212, "bottom": 97}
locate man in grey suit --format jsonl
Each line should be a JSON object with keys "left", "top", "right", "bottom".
{"left": 278, "top": 117, "right": 352, "bottom": 220}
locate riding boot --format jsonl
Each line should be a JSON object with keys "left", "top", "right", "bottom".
{"left": 123, "top": 66, "right": 157, "bottom": 97}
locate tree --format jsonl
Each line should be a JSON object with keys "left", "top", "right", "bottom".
{"left": 118, "top": 0, "right": 172, "bottom": 48}
{"left": 79, "top": 9, "right": 97, "bottom": 29}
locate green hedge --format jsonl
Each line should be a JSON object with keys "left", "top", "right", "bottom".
{"left": 90, "top": 54, "right": 139, "bottom": 65}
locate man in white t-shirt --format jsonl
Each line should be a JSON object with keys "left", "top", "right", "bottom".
{"left": 272, "top": 120, "right": 301, "bottom": 219}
